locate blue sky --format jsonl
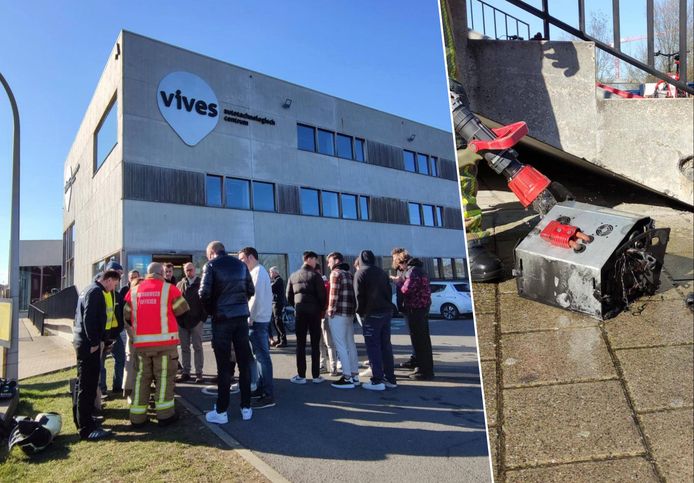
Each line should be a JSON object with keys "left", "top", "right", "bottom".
{"left": 0, "top": 1, "right": 452, "bottom": 284}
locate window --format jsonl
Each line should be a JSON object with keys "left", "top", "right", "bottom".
{"left": 430, "top": 156, "right": 438, "bottom": 177}
{"left": 62, "top": 224, "right": 75, "bottom": 288}
{"left": 317, "top": 129, "right": 335, "bottom": 156}
{"left": 403, "top": 150, "right": 416, "bottom": 172}
{"left": 206, "top": 175, "right": 223, "bottom": 207}
{"left": 454, "top": 258, "right": 467, "bottom": 279}
{"left": 435, "top": 206, "right": 443, "bottom": 227}
{"left": 95, "top": 97, "right": 117, "bottom": 172}
{"left": 417, "top": 153, "right": 430, "bottom": 175}
{"left": 300, "top": 188, "right": 320, "bottom": 216}
{"left": 297, "top": 124, "right": 316, "bottom": 151}
{"left": 259, "top": 253, "right": 288, "bottom": 281}
{"left": 442, "top": 258, "right": 454, "bottom": 279}
{"left": 422, "top": 204, "right": 435, "bottom": 226}
{"left": 128, "top": 254, "right": 153, "bottom": 276}
{"left": 336, "top": 134, "right": 353, "bottom": 159}
{"left": 322, "top": 191, "right": 339, "bottom": 218}
{"left": 341, "top": 194, "right": 358, "bottom": 219}
{"left": 454, "top": 283, "right": 470, "bottom": 292}
{"left": 354, "top": 138, "right": 365, "bottom": 162}
{"left": 252, "top": 181, "right": 275, "bottom": 212}
{"left": 408, "top": 202, "right": 421, "bottom": 225}
{"left": 359, "top": 196, "right": 369, "bottom": 220}
{"left": 226, "top": 178, "right": 250, "bottom": 209}
{"left": 430, "top": 283, "right": 446, "bottom": 294}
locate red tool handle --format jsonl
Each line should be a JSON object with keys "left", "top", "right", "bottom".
{"left": 468, "top": 122, "right": 528, "bottom": 153}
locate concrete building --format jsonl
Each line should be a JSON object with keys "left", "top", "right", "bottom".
{"left": 19, "top": 240, "right": 62, "bottom": 311}
{"left": 62, "top": 31, "right": 466, "bottom": 290}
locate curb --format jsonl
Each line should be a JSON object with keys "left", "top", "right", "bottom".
{"left": 176, "top": 395, "right": 289, "bottom": 483}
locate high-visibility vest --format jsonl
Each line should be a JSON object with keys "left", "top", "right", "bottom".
{"left": 127, "top": 278, "right": 180, "bottom": 348}
{"left": 103, "top": 291, "right": 115, "bottom": 330}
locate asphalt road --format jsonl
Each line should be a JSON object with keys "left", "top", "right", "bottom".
{"left": 176, "top": 316, "right": 492, "bottom": 483}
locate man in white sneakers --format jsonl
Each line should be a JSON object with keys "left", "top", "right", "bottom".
{"left": 326, "top": 252, "right": 359, "bottom": 389}
{"left": 238, "top": 247, "right": 276, "bottom": 409}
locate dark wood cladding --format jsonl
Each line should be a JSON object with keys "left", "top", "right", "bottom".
{"left": 124, "top": 163, "right": 205, "bottom": 206}
{"left": 277, "top": 184, "right": 300, "bottom": 214}
{"left": 438, "top": 158, "right": 458, "bottom": 181}
{"left": 366, "top": 140, "right": 404, "bottom": 170}
{"left": 370, "top": 197, "right": 408, "bottom": 224}
{"left": 442, "top": 206, "right": 464, "bottom": 229}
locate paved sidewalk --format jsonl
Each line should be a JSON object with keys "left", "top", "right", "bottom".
{"left": 177, "top": 316, "right": 492, "bottom": 483}
{"left": 474, "top": 161, "right": 693, "bottom": 482}
{"left": 18, "top": 318, "right": 75, "bottom": 379}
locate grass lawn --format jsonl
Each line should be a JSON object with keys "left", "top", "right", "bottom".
{"left": 0, "top": 364, "right": 267, "bottom": 482}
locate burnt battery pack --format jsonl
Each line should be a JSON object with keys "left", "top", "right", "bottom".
{"left": 514, "top": 201, "right": 670, "bottom": 319}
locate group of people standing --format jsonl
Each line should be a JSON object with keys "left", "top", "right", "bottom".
{"left": 72, "top": 241, "right": 435, "bottom": 438}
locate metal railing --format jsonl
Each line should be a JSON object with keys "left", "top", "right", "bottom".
{"left": 469, "top": 0, "right": 531, "bottom": 40}
{"left": 501, "top": 0, "right": 692, "bottom": 95}
{"left": 27, "top": 304, "right": 47, "bottom": 336}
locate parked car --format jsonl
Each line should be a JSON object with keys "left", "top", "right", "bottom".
{"left": 392, "top": 281, "right": 473, "bottom": 320}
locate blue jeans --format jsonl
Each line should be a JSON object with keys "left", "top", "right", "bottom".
{"left": 100, "top": 331, "right": 125, "bottom": 391}
{"left": 362, "top": 312, "right": 395, "bottom": 384}
{"left": 249, "top": 322, "right": 274, "bottom": 397}
{"left": 212, "top": 317, "right": 252, "bottom": 411}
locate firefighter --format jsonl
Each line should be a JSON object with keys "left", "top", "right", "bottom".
{"left": 123, "top": 262, "right": 190, "bottom": 427}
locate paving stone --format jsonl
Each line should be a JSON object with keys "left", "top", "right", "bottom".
{"left": 480, "top": 360, "right": 497, "bottom": 427}
{"left": 475, "top": 313, "right": 497, "bottom": 361}
{"left": 604, "top": 299, "right": 694, "bottom": 349}
{"left": 617, "top": 345, "right": 694, "bottom": 412}
{"left": 639, "top": 409, "right": 694, "bottom": 483}
{"left": 472, "top": 283, "right": 497, "bottom": 315}
{"left": 503, "top": 381, "right": 645, "bottom": 467}
{"left": 498, "top": 277, "right": 518, "bottom": 294}
{"left": 505, "top": 457, "right": 658, "bottom": 482}
{"left": 501, "top": 327, "right": 616, "bottom": 387}
{"left": 499, "top": 294, "right": 598, "bottom": 333}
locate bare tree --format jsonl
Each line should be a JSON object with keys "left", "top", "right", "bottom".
{"left": 654, "top": 0, "right": 693, "bottom": 80}
{"left": 588, "top": 10, "right": 615, "bottom": 82}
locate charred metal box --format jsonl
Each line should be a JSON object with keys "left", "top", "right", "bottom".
{"left": 514, "top": 201, "right": 669, "bottom": 319}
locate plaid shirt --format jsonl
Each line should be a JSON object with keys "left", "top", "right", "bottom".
{"left": 328, "top": 267, "right": 356, "bottom": 317}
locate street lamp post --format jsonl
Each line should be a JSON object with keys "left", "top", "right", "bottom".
{"left": 0, "top": 71, "right": 20, "bottom": 380}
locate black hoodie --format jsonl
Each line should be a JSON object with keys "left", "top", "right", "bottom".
{"left": 353, "top": 250, "right": 393, "bottom": 317}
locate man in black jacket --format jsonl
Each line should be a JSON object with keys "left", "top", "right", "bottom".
{"left": 269, "top": 267, "right": 287, "bottom": 347}
{"left": 354, "top": 250, "right": 396, "bottom": 391}
{"left": 73, "top": 269, "right": 121, "bottom": 441}
{"left": 199, "top": 241, "right": 255, "bottom": 423}
{"left": 286, "top": 251, "right": 326, "bottom": 384}
{"left": 176, "top": 263, "right": 207, "bottom": 383}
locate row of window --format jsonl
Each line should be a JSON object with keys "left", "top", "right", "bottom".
{"left": 298, "top": 124, "right": 366, "bottom": 161}
{"left": 206, "top": 175, "right": 277, "bottom": 212}
{"left": 408, "top": 202, "right": 444, "bottom": 227}
{"left": 300, "top": 188, "right": 369, "bottom": 220}
{"left": 403, "top": 150, "right": 438, "bottom": 176}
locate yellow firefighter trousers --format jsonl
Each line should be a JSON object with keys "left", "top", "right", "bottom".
{"left": 458, "top": 147, "right": 489, "bottom": 241}
{"left": 129, "top": 345, "right": 178, "bottom": 424}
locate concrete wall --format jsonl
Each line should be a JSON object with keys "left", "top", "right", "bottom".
{"left": 463, "top": 38, "right": 694, "bottom": 206}
{"left": 63, "top": 34, "right": 124, "bottom": 289}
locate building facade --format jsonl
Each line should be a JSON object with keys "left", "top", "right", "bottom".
{"left": 63, "top": 31, "right": 466, "bottom": 289}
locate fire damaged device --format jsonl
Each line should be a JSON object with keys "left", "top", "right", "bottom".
{"left": 450, "top": 80, "right": 670, "bottom": 319}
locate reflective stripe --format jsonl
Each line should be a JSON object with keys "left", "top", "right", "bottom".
{"left": 159, "top": 355, "right": 168, "bottom": 404}
{"left": 172, "top": 297, "right": 187, "bottom": 310}
{"left": 129, "top": 405, "right": 147, "bottom": 415}
{"left": 156, "top": 400, "right": 175, "bottom": 410}
{"left": 134, "top": 333, "right": 178, "bottom": 343}
{"left": 160, "top": 283, "right": 170, "bottom": 336}
{"left": 130, "top": 286, "right": 139, "bottom": 333}
{"left": 132, "top": 354, "right": 143, "bottom": 410}
{"left": 103, "top": 291, "right": 115, "bottom": 330}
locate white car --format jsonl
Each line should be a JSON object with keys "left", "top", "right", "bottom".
{"left": 392, "top": 281, "right": 473, "bottom": 320}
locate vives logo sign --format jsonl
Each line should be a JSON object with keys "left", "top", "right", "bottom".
{"left": 157, "top": 71, "right": 219, "bottom": 146}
